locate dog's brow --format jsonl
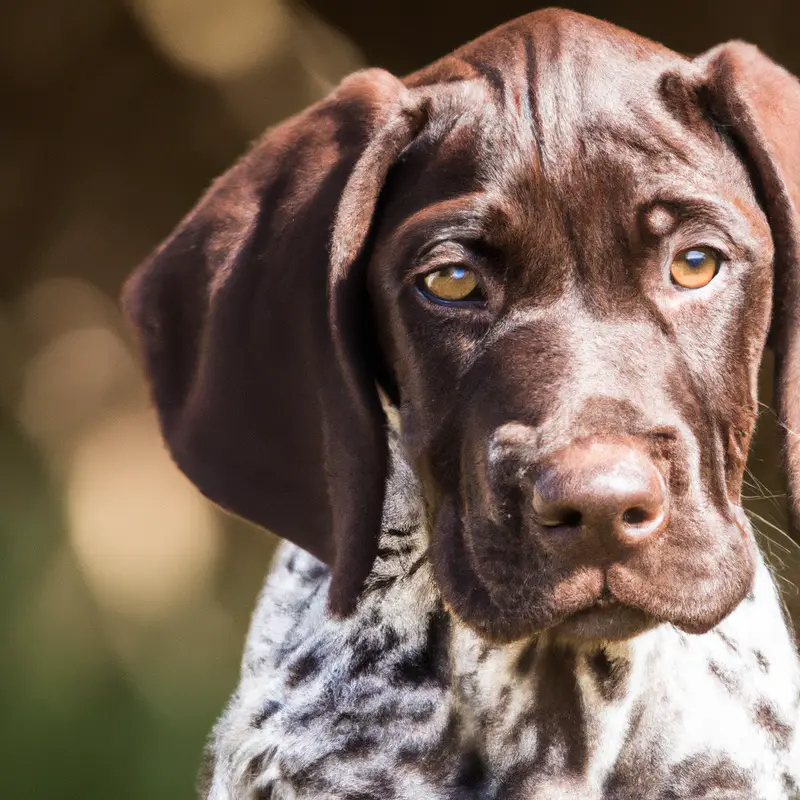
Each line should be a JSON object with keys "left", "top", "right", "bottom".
{"left": 385, "top": 194, "right": 489, "bottom": 252}
{"left": 649, "top": 195, "right": 763, "bottom": 254}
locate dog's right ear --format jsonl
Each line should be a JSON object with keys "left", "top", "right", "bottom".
{"left": 695, "top": 44, "right": 800, "bottom": 540}
{"left": 123, "top": 70, "right": 425, "bottom": 614}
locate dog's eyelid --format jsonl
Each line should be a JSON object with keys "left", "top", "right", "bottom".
{"left": 669, "top": 240, "right": 730, "bottom": 262}
{"left": 648, "top": 198, "right": 756, "bottom": 258}
{"left": 650, "top": 218, "right": 740, "bottom": 264}
{"left": 415, "top": 235, "right": 495, "bottom": 264}
{"left": 417, "top": 239, "right": 472, "bottom": 263}
{"left": 407, "top": 239, "right": 500, "bottom": 283}
{"left": 669, "top": 230, "right": 763, "bottom": 267}
{"left": 406, "top": 256, "right": 475, "bottom": 285}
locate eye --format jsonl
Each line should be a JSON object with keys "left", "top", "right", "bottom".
{"left": 417, "top": 265, "right": 486, "bottom": 304}
{"left": 669, "top": 246, "right": 721, "bottom": 289}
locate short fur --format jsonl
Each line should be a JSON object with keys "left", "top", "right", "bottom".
{"left": 123, "top": 8, "right": 800, "bottom": 797}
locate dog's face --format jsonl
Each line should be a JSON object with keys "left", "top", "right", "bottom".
{"left": 367, "top": 29, "right": 774, "bottom": 640}
{"left": 124, "top": 10, "right": 800, "bottom": 643}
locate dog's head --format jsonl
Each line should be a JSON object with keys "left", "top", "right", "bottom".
{"left": 124, "top": 9, "right": 800, "bottom": 642}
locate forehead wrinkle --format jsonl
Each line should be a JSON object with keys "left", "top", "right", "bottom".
{"left": 455, "top": 24, "right": 545, "bottom": 204}
{"left": 580, "top": 118, "right": 700, "bottom": 173}
{"left": 517, "top": 47, "right": 687, "bottom": 184}
{"left": 474, "top": 89, "right": 538, "bottom": 198}
{"left": 553, "top": 86, "right": 721, "bottom": 201}
{"left": 376, "top": 115, "right": 493, "bottom": 242}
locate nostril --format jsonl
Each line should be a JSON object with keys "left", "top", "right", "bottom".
{"left": 534, "top": 504, "right": 582, "bottom": 528}
{"left": 621, "top": 506, "right": 651, "bottom": 526}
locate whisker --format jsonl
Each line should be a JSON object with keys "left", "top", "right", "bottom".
{"left": 746, "top": 508, "right": 795, "bottom": 543}
{"left": 742, "top": 466, "right": 786, "bottom": 514}
{"left": 757, "top": 400, "right": 800, "bottom": 441}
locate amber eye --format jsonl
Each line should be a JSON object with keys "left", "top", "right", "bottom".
{"left": 418, "top": 266, "right": 485, "bottom": 304}
{"left": 669, "top": 247, "right": 721, "bottom": 289}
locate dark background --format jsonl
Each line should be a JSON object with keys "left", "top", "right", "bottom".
{"left": 2, "top": 1, "right": 799, "bottom": 797}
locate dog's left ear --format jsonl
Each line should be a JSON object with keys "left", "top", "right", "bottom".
{"left": 696, "top": 43, "right": 800, "bottom": 535}
{"left": 123, "top": 70, "right": 425, "bottom": 614}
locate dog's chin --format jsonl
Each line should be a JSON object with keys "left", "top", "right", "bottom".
{"left": 440, "top": 587, "right": 660, "bottom": 644}
{"left": 550, "top": 601, "right": 657, "bottom": 642}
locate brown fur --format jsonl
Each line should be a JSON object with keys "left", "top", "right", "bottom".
{"left": 124, "top": 9, "right": 800, "bottom": 642}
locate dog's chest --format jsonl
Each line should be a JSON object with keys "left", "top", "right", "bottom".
{"left": 207, "top": 549, "right": 800, "bottom": 800}
{"left": 205, "top": 454, "right": 800, "bottom": 800}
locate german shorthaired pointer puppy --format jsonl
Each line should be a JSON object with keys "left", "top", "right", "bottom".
{"left": 124, "top": 8, "right": 800, "bottom": 798}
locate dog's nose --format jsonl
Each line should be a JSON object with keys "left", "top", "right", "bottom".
{"left": 532, "top": 440, "right": 667, "bottom": 546}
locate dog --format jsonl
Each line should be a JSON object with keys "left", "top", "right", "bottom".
{"left": 123, "top": 8, "right": 800, "bottom": 798}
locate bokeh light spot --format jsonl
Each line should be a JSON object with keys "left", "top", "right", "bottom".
{"left": 66, "top": 410, "right": 221, "bottom": 623}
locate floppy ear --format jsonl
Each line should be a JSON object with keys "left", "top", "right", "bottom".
{"left": 123, "top": 69, "right": 424, "bottom": 614}
{"left": 697, "top": 43, "right": 800, "bottom": 538}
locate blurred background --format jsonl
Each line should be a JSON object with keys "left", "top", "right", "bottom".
{"left": 2, "top": 0, "right": 800, "bottom": 797}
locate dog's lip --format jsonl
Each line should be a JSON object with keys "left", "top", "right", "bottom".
{"left": 553, "top": 592, "right": 656, "bottom": 641}
{"left": 582, "top": 582, "right": 651, "bottom": 616}
{"left": 591, "top": 595, "right": 620, "bottom": 610}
